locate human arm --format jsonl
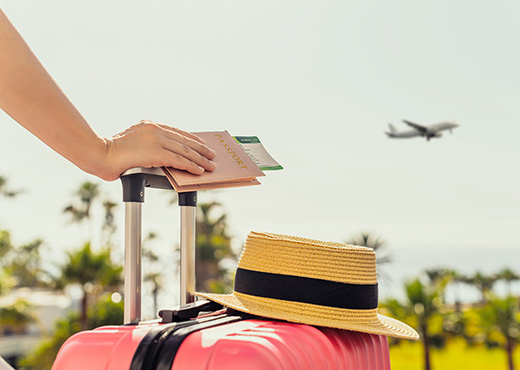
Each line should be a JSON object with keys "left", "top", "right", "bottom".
{"left": 0, "top": 8, "right": 215, "bottom": 181}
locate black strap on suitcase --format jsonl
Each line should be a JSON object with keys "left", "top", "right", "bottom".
{"left": 130, "top": 313, "right": 242, "bottom": 370}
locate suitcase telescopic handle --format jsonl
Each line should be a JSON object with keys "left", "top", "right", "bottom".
{"left": 120, "top": 168, "right": 197, "bottom": 324}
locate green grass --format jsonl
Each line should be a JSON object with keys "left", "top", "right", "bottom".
{"left": 390, "top": 339, "right": 520, "bottom": 370}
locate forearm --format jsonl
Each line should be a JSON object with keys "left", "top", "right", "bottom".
{"left": 0, "top": 8, "right": 106, "bottom": 176}
{"left": 1, "top": 8, "right": 217, "bottom": 181}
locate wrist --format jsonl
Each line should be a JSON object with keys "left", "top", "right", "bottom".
{"left": 92, "top": 137, "right": 120, "bottom": 181}
{"left": 74, "top": 135, "right": 116, "bottom": 181}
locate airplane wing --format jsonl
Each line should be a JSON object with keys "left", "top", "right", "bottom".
{"left": 402, "top": 120, "right": 428, "bottom": 134}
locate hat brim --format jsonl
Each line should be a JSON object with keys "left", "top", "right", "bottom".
{"left": 195, "top": 291, "right": 419, "bottom": 340}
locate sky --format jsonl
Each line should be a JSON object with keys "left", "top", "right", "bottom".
{"left": 1, "top": 0, "right": 519, "bottom": 306}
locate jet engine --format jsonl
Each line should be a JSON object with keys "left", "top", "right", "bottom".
{"left": 426, "top": 132, "right": 443, "bottom": 141}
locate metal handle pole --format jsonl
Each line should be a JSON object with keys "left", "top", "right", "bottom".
{"left": 124, "top": 202, "right": 142, "bottom": 324}
{"left": 179, "top": 192, "right": 197, "bottom": 305}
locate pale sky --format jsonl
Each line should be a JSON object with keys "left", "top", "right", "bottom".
{"left": 1, "top": 1, "right": 519, "bottom": 304}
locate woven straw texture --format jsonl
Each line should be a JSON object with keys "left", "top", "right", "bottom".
{"left": 195, "top": 231, "right": 419, "bottom": 340}
{"left": 241, "top": 232, "right": 377, "bottom": 284}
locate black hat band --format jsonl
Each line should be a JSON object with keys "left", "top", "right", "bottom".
{"left": 234, "top": 268, "right": 378, "bottom": 310}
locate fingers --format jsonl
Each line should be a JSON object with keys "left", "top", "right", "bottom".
{"left": 163, "top": 129, "right": 216, "bottom": 161}
{"left": 161, "top": 151, "right": 206, "bottom": 175}
{"left": 155, "top": 123, "right": 207, "bottom": 145}
{"left": 136, "top": 120, "right": 216, "bottom": 159}
{"left": 161, "top": 137, "right": 216, "bottom": 172}
{"left": 140, "top": 120, "right": 206, "bottom": 145}
{"left": 119, "top": 120, "right": 217, "bottom": 175}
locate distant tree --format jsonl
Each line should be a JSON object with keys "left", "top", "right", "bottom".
{"left": 497, "top": 268, "right": 520, "bottom": 296}
{"left": 19, "top": 310, "right": 81, "bottom": 370}
{"left": 19, "top": 293, "right": 123, "bottom": 370}
{"left": 424, "top": 268, "right": 455, "bottom": 286}
{"left": 101, "top": 200, "right": 118, "bottom": 247}
{"left": 0, "top": 179, "right": 41, "bottom": 342}
{"left": 57, "top": 243, "right": 123, "bottom": 330}
{"left": 59, "top": 181, "right": 122, "bottom": 328}
{"left": 448, "top": 270, "right": 469, "bottom": 311}
{"left": 5, "top": 238, "right": 48, "bottom": 288}
{"left": 475, "top": 296, "right": 519, "bottom": 370}
{"left": 346, "top": 231, "right": 392, "bottom": 279}
{"left": 0, "top": 229, "right": 49, "bottom": 289}
{"left": 0, "top": 298, "right": 36, "bottom": 335}
{"left": 0, "top": 175, "right": 21, "bottom": 198}
{"left": 63, "top": 181, "right": 100, "bottom": 222}
{"left": 64, "top": 181, "right": 120, "bottom": 249}
{"left": 142, "top": 231, "right": 163, "bottom": 316}
{"left": 346, "top": 231, "right": 392, "bottom": 265}
{"left": 63, "top": 181, "right": 101, "bottom": 239}
{"left": 383, "top": 274, "right": 446, "bottom": 370}
{"left": 0, "top": 229, "right": 12, "bottom": 261}
{"left": 1, "top": 178, "right": 38, "bottom": 287}
{"left": 196, "top": 201, "right": 236, "bottom": 293}
{"left": 87, "top": 293, "right": 124, "bottom": 328}
{"left": 170, "top": 192, "right": 237, "bottom": 293}
{"left": 425, "top": 268, "right": 457, "bottom": 303}
{"left": 0, "top": 269, "right": 17, "bottom": 295}
{"left": 1, "top": 182, "right": 19, "bottom": 290}
{"left": 0, "top": 245, "right": 14, "bottom": 325}
{"left": 466, "top": 271, "right": 499, "bottom": 305}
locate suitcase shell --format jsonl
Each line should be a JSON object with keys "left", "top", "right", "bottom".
{"left": 52, "top": 167, "right": 392, "bottom": 369}
{"left": 52, "top": 319, "right": 390, "bottom": 370}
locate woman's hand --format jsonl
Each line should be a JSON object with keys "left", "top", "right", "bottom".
{"left": 99, "top": 120, "right": 217, "bottom": 181}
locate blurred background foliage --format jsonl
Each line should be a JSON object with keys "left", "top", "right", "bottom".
{"left": 1, "top": 178, "right": 519, "bottom": 370}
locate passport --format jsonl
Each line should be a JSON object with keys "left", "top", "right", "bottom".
{"left": 162, "top": 131, "right": 265, "bottom": 192}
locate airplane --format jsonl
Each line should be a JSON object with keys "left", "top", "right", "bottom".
{"left": 385, "top": 120, "right": 460, "bottom": 141}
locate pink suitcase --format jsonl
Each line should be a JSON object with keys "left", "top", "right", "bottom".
{"left": 52, "top": 168, "right": 392, "bottom": 370}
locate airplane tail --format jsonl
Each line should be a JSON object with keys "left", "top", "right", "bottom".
{"left": 387, "top": 123, "right": 398, "bottom": 134}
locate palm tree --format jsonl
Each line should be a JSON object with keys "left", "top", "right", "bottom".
{"left": 196, "top": 201, "right": 236, "bottom": 293}
{"left": 425, "top": 268, "right": 457, "bottom": 303}
{"left": 142, "top": 231, "right": 163, "bottom": 316}
{"left": 0, "top": 180, "right": 38, "bottom": 339}
{"left": 405, "top": 278, "right": 442, "bottom": 370}
{"left": 0, "top": 175, "right": 20, "bottom": 198}
{"left": 0, "top": 229, "right": 12, "bottom": 260}
{"left": 1, "top": 176, "right": 18, "bottom": 264}
{"left": 63, "top": 181, "right": 100, "bottom": 238}
{"left": 59, "top": 181, "right": 124, "bottom": 328}
{"left": 424, "top": 268, "right": 454, "bottom": 286}
{"left": 101, "top": 200, "right": 118, "bottom": 247}
{"left": 476, "top": 296, "right": 519, "bottom": 370}
{"left": 345, "top": 231, "right": 392, "bottom": 279}
{"left": 497, "top": 268, "right": 520, "bottom": 296}
{"left": 1, "top": 229, "right": 48, "bottom": 288}
{"left": 467, "top": 271, "right": 498, "bottom": 305}
{"left": 0, "top": 269, "right": 17, "bottom": 295}
{"left": 58, "top": 243, "right": 123, "bottom": 330}
{"left": 383, "top": 274, "right": 446, "bottom": 370}
{"left": 0, "top": 230, "right": 38, "bottom": 336}
{"left": 0, "top": 298, "right": 36, "bottom": 335}
{"left": 448, "top": 270, "right": 469, "bottom": 311}
{"left": 144, "top": 272, "right": 162, "bottom": 316}
{"left": 5, "top": 238, "right": 47, "bottom": 288}
{"left": 346, "top": 231, "right": 392, "bottom": 264}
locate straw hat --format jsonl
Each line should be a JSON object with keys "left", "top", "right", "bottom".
{"left": 195, "top": 231, "right": 419, "bottom": 340}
